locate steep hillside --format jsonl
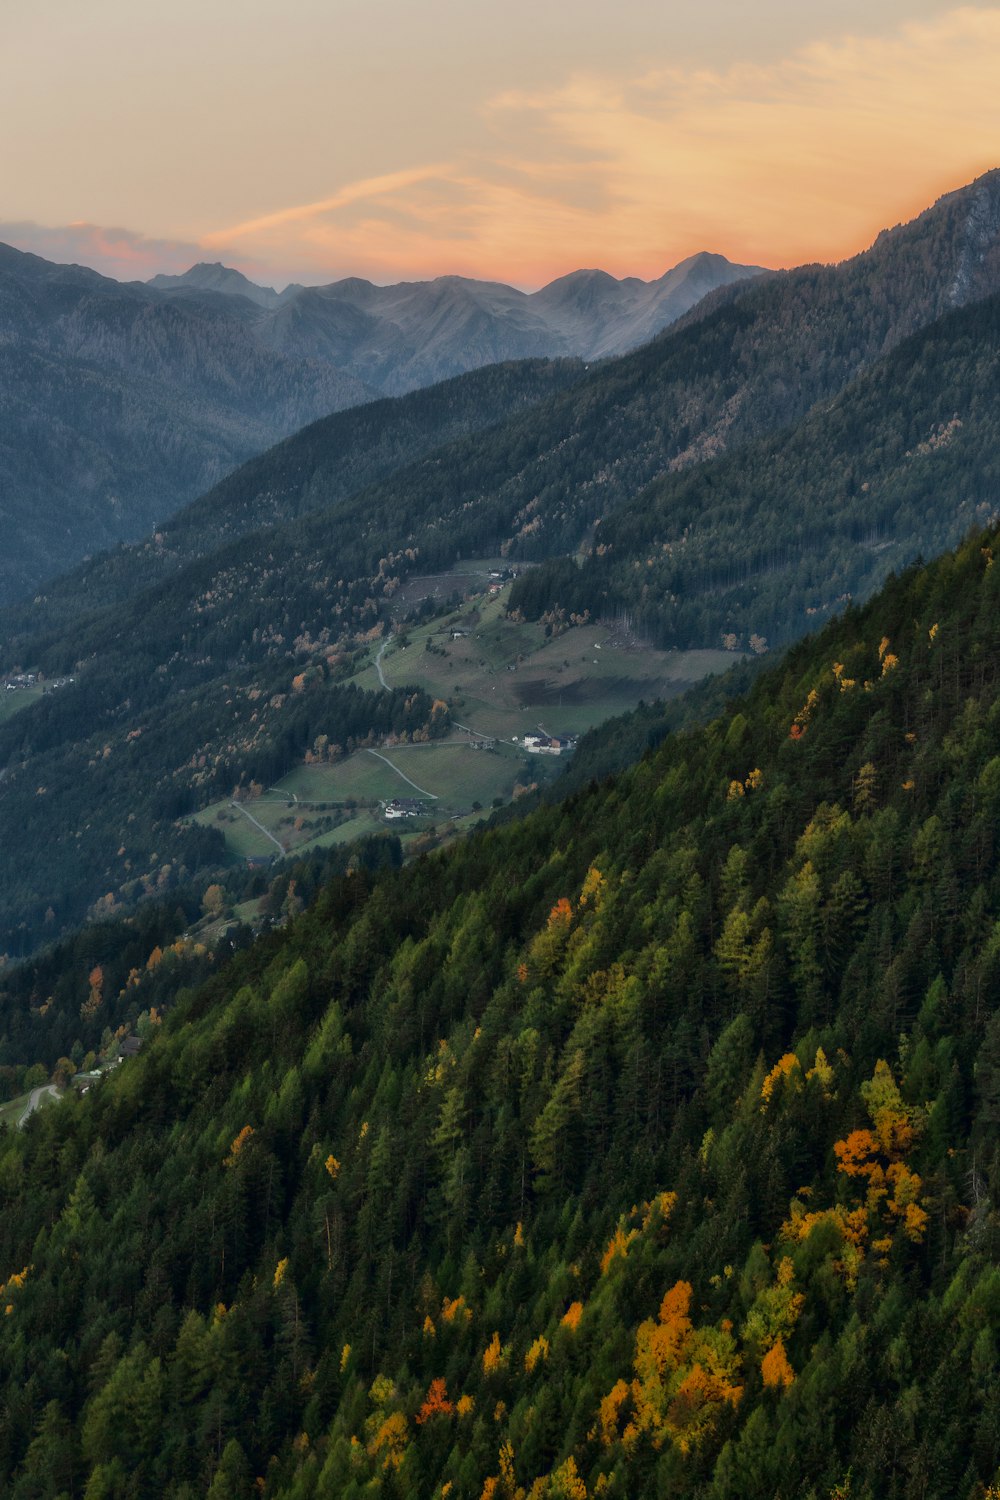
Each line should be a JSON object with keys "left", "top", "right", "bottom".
{"left": 510, "top": 289, "right": 1000, "bottom": 647}
{"left": 0, "top": 240, "right": 758, "bottom": 603}
{"left": 17, "top": 358, "right": 585, "bottom": 631}
{"left": 3, "top": 170, "right": 998, "bottom": 606}
{"left": 4, "top": 526, "right": 1000, "bottom": 1496}
{"left": 20, "top": 170, "right": 1000, "bottom": 633}
{"left": 2, "top": 283, "right": 1000, "bottom": 955}
{"left": 0, "top": 245, "right": 373, "bottom": 603}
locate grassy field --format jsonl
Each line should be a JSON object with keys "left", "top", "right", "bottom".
{"left": 355, "top": 585, "right": 740, "bottom": 742}
{"left": 191, "top": 569, "right": 744, "bottom": 867}
{"left": 0, "top": 686, "right": 43, "bottom": 723}
{"left": 192, "top": 803, "right": 278, "bottom": 860}
{"left": 278, "top": 755, "right": 417, "bottom": 804}
{"left": 192, "top": 738, "right": 544, "bottom": 864}
{"left": 0, "top": 1086, "right": 59, "bottom": 1127}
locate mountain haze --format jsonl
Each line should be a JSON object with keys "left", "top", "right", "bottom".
{"left": 0, "top": 244, "right": 759, "bottom": 605}
{"left": 0, "top": 244, "right": 373, "bottom": 603}
{"left": 3, "top": 281, "right": 1000, "bottom": 953}
{"left": 148, "top": 261, "right": 283, "bottom": 307}
{"left": 149, "top": 251, "right": 766, "bottom": 388}
{"left": 25, "top": 168, "right": 1000, "bottom": 635}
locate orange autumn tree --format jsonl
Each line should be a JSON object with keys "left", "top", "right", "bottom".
{"left": 833, "top": 1060, "right": 929, "bottom": 1243}
{"left": 599, "top": 1280, "right": 742, "bottom": 1455}
{"left": 416, "top": 1378, "right": 454, "bottom": 1424}
{"left": 761, "top": 1338, "right": 795, "bottom": 1389}
{"left": 783, "top": 1059, "right": 929, "bottom": 1284}
{"left": 525, "top": 896, "right": 577, "bottom": 978}
{"left": 80, "top": 964, "right": 103, "bottom": 1020}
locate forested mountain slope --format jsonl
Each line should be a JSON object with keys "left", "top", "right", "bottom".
{"left": 2, "top": 282, "right": 1000, "bottom": 956}
{"left": 16, "top": 358, "right": 585, "bottom": 633}
{"left": 509, "top": 289, "right": 1000, "bottom": 647}
{"left": 0, "top": 239, "right": 757, "bottom": 603}
{"left": 0, "top": 245, "right": 373, "bottom": 604}
{"left": 15, "top": 170, "right": 1000, "bottom": 635}
{"left": 5, "top": 525, "right": 1000, "bottom": 1497}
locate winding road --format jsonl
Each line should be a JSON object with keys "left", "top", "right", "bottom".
{"left": 366, "top": 749, "right": 438, "bottom": 799}
{"left": 18, "top": 1084, "right": 59, "bottom": 1128}
{"left": 375, "top": 638, "right": 390, "bottom": 689}
{"left": 230, "top": 800, "right": 285, "bottom": 854}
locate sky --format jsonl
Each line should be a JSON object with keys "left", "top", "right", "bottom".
{"left": 1, "top": 1, "right": 999, "bottom": 289}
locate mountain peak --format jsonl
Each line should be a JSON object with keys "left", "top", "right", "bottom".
{"left": 148, "top": 262, "right": 280, "bottom": 308}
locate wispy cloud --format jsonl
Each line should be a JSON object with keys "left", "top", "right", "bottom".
{"left": 6, "top": 9, "right": 1000, "bottom": 289}
{"left": 202, "top": 165, "right": 456, "bottom": 245}
{"left": 196, "top": 6, "right": 1000, "bottom": 285}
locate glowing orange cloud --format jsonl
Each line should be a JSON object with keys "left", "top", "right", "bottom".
{"left": 203, "top": 7, "right": 1000, "bottom": 284}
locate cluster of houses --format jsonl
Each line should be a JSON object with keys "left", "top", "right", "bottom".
{"left": 519, "top": 732, "right": 577, "bottom": 756}
{"left": 382, "top": 797, "right": 428, "bottom": 821}
{"left": 487, "top": 566, "right": 519, "bottom": 599}
{"left": 3, "top": 672, "right": 75, "bottom": 693}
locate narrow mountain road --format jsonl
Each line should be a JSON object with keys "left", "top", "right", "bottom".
{"left": 18, "top": 1084, "right": 59, "bottom": 1128}
{"left": 375, "top": 638, "right": 390, "bottom": 689}
{"left": 230, "top": 800, "right": 285, "bottom": 854}
{"left": 366, "top": 749, "right": 438, "bottom": 798}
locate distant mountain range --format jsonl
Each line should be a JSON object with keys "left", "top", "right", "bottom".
{"left": 0, "top": 246, "right": 761, "bottom": 605}
{"left": 148, "top": 251, "right": 765, "bottom": 379}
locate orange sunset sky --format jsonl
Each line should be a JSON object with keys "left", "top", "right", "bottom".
{"left": 2, "top": 0, "right": 999, "bottom": 288}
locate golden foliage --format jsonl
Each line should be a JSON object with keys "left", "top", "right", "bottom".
{"left": 367, "top": 1410, "right": 408, "bottom": 1470}
{"left": 273, "top": 1258, "right": 289, "bottom": 1290}
{"left": 600, "top": 1224, "right": 638, "bottom": 1274}
{"left": 578, "top": 865, "right": 607, "bottom": 908}
{"left": 0, "top": 1267, "right": 29, "bottom": 1304}
{"left": 525, "top": 1335, "right": 550, "bottom": 1374}
{"left": 324, "top": 1154, "right": 340, "bottom": 1180}
{"left": 760, "top": 1053, "right": 800, "bottom": 1109}
{"left": 483, "top": 1330, "right": 506, "bottom": 1374}
{"left": 224, "top": 1125, "right": 254, "bottom": 1168}
{"left": 560, "top": 1301, "right": 584, "bottom": 1331}
{"left": 441, "top": 1294, "right": 472, "bottom": 1324}
{"left": 806, "top": 1047, "right": 835, "bottom": 1092}
{"left": 598, "top": 1279, "right": 743, "bottom": 1456}
{"left": 598, "top": 1380, "right": 630, "bottom": 1447}
{"left": 790, "top": 687, "right": 820, "bottom": 738}
{"left": 761, "top": 1338, "right": 795, "bottom": 1388}
{"left": 540, "top": 1456, "right": 588, "bottom": 1498}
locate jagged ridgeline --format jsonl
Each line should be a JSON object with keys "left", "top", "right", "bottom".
{"left": 6, "top": 527, "right": 1000, "bottom": 1497}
